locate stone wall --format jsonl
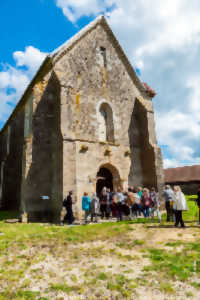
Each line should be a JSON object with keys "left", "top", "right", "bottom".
{"left": 0, "top": 108, "right": 25, "bottom": 211}
{"left": 53, "top": 22, "right": 164, "bottom": 215}
{"left": 0, "top": 19, "right": 164, "bottom": 221}
{"left": 21, "top": 71, "right": 63, "bottom": 222}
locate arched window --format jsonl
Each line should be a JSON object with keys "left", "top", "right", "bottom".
{"left": 98, "top": 103, "right": 114, "bottom": 142}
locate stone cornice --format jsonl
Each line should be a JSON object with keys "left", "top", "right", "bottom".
{"left": 63, "top": 138, "right": 120, "bottom": 147}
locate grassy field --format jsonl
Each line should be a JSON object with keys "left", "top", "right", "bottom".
{"left": 0, "top": 196, "right": 200, "bottom": 299}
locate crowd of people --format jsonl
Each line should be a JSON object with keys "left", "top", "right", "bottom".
{"left": 61, "top": 184, "right": 200, "bottom": 228}
{"left": 61, "top": 186, "right": 162, "bottom": 225}
{"left": 81, "top": 187, "right": 162, "bottom": 223}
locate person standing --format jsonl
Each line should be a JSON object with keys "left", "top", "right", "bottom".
{"left": 141, "top": 188, "right": 152, "bottom": 218}
{"left": 111, "top": 192, "right": 118, "bottom": 218}
{"left": 123, "top": 191, "right": 131, "bottom": 220}
{"left": 106, "top": 188, "right": 112, "bottom": 219}
{"left": 137, "top": 187, "right": 143, "bottom": 199}
{"left": 150, "top": 187, "right": 161, "bottom": 222}
{"left": 137, "top": 187, "right": 143, "bottom": 216}
{"left": 173, "top": 186, "right": 188, "bottom": 228}
{"left": 116, "top": 188, "right": 125, "bottom": 221}
{"left": 127, "top": 188, "right": 135, "bottom": 219}
{"left": 196, "top": 186, "right": 200, "bottom": 224}
{"left": 63, "top": 191, "right": 75, "bottom": 225}
{"left": 82, "top": 192, "right": 91, "bottom": 224}
{"left": 90, "top": 193, "right": 100, "bottom": 223}
{"left": 162, "top": 185, "right": 175, "bottom": 222}
{"left": 132, "top": 188, "right": 141, "bottom": 217}
{"left": 100, "top": 187, "right": 109, "bottom": 219}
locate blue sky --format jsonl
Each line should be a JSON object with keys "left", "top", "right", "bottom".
{"left": 0, "top": 0, "right": 88, "bottom": 63}
{"left": 0, "top": 0, "right": 200, "bottom": 168}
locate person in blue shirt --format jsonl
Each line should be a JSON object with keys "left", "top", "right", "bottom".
{"left": 82, "top": 192, "right": 91, "bottom": 224}
{"left": 137, "top": 187, "right": 143, "bottom": 199}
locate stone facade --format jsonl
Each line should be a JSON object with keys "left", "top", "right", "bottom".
{"left": 0, "top": 16, "right": 164, "bottom": 222}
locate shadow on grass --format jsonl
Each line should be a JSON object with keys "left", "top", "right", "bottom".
{"left": 121, "top": 218, "right": 161, "bottom": 225}
{"left": 147, "top": 223, "right": 200, "bottom": 229}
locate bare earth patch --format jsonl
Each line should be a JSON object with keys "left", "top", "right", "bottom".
{"left": 0, "top": 222, "right": 200, "bottom": 299}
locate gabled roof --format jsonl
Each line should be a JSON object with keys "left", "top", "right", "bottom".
{"left": 50, "top": 15, "right": 151, "bottom": 97}
{"left": 164, "top": 165, "right": 200, "bottom": 183}
{"left": 0, "top": 15, "right": 154, "bottom": 135}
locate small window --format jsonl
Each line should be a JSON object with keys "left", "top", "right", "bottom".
{"left": 99, "top": 103, "right": 114, "bottom": 142}
{"left": 100, "top": 47, "right": 107, "bottom": 68}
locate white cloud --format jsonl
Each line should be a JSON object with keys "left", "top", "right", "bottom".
{"left": 0, "top": 46, "right": 47, "bottom": 125}
{"left": 163, "top": 158, "right": 180, "bottom": 169}
{"left": 56, "top": 0, "right": 107, "bottom": 23}
{"left": 14, "top": 46, "right": 47, "bottom": 75}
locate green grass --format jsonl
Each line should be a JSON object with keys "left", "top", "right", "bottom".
{"left": 159, "top": 282, "right": 175, "bottom": 294}
{"left": 98, "top": 272, "right": 108, "bottom": 280}
{"left": 0, "top": 290, "right": 40, "bottom": 300}
{"left": 146, "top": 241, "right": 200, "bottom": 282}
{"left": 191, "top": 282, "right": 200, "bottom": 289}
{"left": 0, "top": 196, "right": 199, "bottom": 299}
{"left": 0, "top": 221, "right": 134, "bottom": 250}
{"left": 106, "top": 274, "right": 137, "bottom": 298}
{"left": 162, "top": 195, "right": 199, "bottom": 222}
{"left": 50, "top": 283, "right": 81, "bottom": 294}
{"left": 183, "top": 196, "right": 198, "bottom": 221}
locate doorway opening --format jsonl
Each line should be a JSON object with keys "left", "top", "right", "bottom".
{"left": 96, "top": 164, "right": 121, "bottom": 197}
{"left": 96, "top": 167, "right": 113, "bottom": 196}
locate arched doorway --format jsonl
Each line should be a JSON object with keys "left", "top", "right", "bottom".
{"left": 96, "top": 167, "right": 113, "bottom": 196}
{"left": 96, "top": 164, "right": 121, "bottom": 197}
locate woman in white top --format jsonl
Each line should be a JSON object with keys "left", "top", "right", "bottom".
{"left": 173, "top": 186, "right": 188, "bottom": 228}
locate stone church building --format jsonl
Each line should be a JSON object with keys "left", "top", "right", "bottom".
{"left": 0, "top": 16, "right": 164, "bottom": 222}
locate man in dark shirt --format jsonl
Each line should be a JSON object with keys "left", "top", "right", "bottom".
{"left": 197, "top": 186, "right": 200, "bottom": 224}
{"left": 63, "top": 191, "right": 74, "bottom": 225}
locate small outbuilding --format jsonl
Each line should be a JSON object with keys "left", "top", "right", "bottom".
{"left": 164, "top": 165, "right": 200, "bottom": 195}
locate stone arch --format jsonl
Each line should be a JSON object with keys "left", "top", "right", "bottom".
{"left": 97, "top": 101, "right": 114, "bottom": 143}
{"left": 96, "top": 163, "right": 121, "bottom": 196}
{"left": 128, "top": 98, "right": 157, "bottom": 188}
